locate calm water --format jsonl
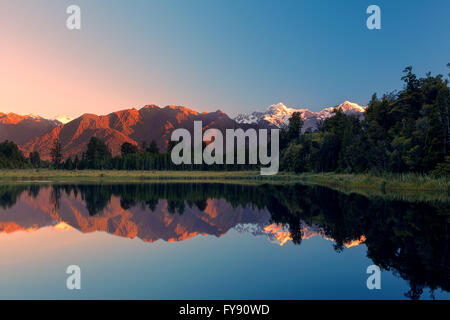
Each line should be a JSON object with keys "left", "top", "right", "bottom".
{"left": 0, "top": 182, "right": 448, "bottom": 300}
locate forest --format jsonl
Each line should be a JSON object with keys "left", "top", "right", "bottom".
{"left": 280, "top": 66, "right": 449, "bottom": 175}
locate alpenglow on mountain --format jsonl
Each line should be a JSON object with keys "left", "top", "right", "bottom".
{"left": 234, "top": 101, "right": 367, "bottom": 131}
{"left": 2, "top": 101, "right": 365, "bottom": 161}
{"left": 19, "top": 105, "right": 257, "bottom": 161}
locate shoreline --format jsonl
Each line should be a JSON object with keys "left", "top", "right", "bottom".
{"left": 0, "top": 169, "right": 447, "bottom": 192}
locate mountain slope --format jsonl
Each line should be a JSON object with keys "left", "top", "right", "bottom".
{"left": 235, "top": 101, "right": 367, "bottom": 131}
{"left": 0, "top": 112, "right": 61, "bottom": 145}
{"left": 20, "top": 105, "right": 257, "bottom": 160}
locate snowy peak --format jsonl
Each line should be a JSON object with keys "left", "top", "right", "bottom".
{"left": 52, "top": 115, "right": 75, "bottom": 124}
{"left": 234, "top": 101, "right": 367, "bottom": 130}
{"left": 338, "top": 101, "right": 367, "bottom": 113}
{"left": 267, "top": 102, "right": 290, "bottom": 114}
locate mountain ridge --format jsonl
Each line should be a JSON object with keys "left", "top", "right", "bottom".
{"left": 0, "top": 112, "right": 62, "bottom": 145}
{"left": 2, "top": 101, "right": 366, "bottom": 160}
{"left": 19, "top": 104, "right": 257, "bottom": 160}
{"left": 234, "top": 101, "right": 367, "bottom": 131}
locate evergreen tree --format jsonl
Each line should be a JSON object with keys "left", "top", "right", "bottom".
{"left": 121, "top": 142, "right": 138, "bottom": 156}
{"left": 147, "top": 140, "right": 159, "bottom": 154}
{"left": 50, "top": 138, "right": 63, "bottom": 169}
{"left": 83, "top": 137, "right": 112, "bottom": 169}
{"left": 29, "top": 151, "right": 41, "bottom": 168}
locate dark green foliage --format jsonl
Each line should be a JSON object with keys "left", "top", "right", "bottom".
{"left": 121, "top": 142, "right": 139, "bottom": 156}
{"left": 63, "top": 157, "right": 74, "bottom": 170}
{"left": 285, "top": 112, "right": 303, "bottom": 142}
{"left": 280, "top": 65, "right": 450, "bottom": 176}
{"left": 147, "top": 140, "right": 159, "bottom": 154}
{"left": 83, "top": 137, "right": 112, "bottom": 169}
{"left": 50, "top": 138, "right": 63, "bottom": 168}
{"left": 29, "top": 151, "right": 40, "bottom": 168}
{"left": 0, "top": 140, "right": 27, "bottom": 168}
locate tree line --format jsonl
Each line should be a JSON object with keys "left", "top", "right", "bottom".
{"left": 280, "top": 66, "right": 449, "bottom": 175}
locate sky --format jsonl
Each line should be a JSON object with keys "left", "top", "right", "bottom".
{"left": 0, "top": 0, "right": 449, "bottom": 118}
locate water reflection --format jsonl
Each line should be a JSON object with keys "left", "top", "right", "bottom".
{"left": 0, "top": 182, "right": 448, "bottom": 299}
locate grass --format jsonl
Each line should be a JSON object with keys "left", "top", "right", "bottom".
{"left": 296, "top": 172, "right": 448, "bottom": 193}
{"left": 0, "top": 169, "right": 285, "bottom": 181}
{"left": 0, "top": 169, "right": 447, "bottom": 192}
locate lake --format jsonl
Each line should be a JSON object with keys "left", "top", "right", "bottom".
{"left": 0, "top": 182, "right": 448, "bottom": 300}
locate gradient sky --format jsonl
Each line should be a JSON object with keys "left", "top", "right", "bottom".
{"left": 1, "top": 0, "right": 449, "bottom": 118}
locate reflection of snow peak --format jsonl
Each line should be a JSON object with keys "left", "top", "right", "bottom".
{"left": 262, "top": 223, "right": 366, "bottom": 247}
{"left": 52, "top": 221, "right": 74, "bottom": 231}
{"left": 0, "top": 221, "right": 73, "bottom": 233}
{"left": 263, "top": 224, "right": 292, "bottom": 246}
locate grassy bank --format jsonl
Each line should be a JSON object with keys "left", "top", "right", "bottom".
{"left": 296, "top": 172, "right": 448, "bottom": 193}
{"left": 0, "top": 169, "right": 447, "bottom": 192}
{"left": 0, "top": 169, "right": 282, "bottom": 181}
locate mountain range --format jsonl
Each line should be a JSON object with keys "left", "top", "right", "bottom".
{"left": 0, "top": 101, "right": 366, "bottom": 160}
{"left": 20, "top": 105, "right": 256, "bottom": 160}
{"left": 234, "top": 101, "right": 367, "bottom": 131}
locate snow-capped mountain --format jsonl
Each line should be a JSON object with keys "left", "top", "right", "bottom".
{"left": 51, "top": 115, "right": 74, "bottom": 124}
{"left": 0, "top": 112, "right": 62, "bottom": 145}
{"left": 234, "top": 101, "right": 367, "bottom": 131}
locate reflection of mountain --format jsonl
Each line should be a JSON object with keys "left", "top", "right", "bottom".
{"left": 0, "top": 182, "right": 448, "bottom": 299}
{"left": 0, "top": 187, "right": 271, "bottom": 242}
{"left": 261, "top": 223, "right": 366, "bottom": 247}
{"left": 0, "top": 185, "right": 343, "bottom": 246}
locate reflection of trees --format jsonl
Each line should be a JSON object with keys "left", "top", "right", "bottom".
{"left": 50, "top": 185, "right": 61, "bottom": 211}
{"left": 261, "top": 185, "right": 450, "bottom": 300}
{"left": 58, "top": 183, "right": 267, "bottom": 216}
{"left": 0, "top": 182, "right": 448, "bottom": 299}
{"left": 0, "top": 184, "right": 40, "bottom": 209}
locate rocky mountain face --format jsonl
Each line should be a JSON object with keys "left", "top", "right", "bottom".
{"left": 19, "top": 105, "right": 256, "bottom": 160}
{"left": 234, "top": 101, "right": 367, "bottom": 131}
{"left": 0, "top": 112, "right": 61, "bottom": 145}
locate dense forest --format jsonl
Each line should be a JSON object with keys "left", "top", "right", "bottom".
{"left": 0, "top": 66, "right": 448, "bottom": 175}
{"left": 280, "top": 66, "right": 449, "bottom": 175}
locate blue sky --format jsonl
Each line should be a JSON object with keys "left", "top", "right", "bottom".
{"left": 1, "top": 0, "right": 449, "bottom": 117}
